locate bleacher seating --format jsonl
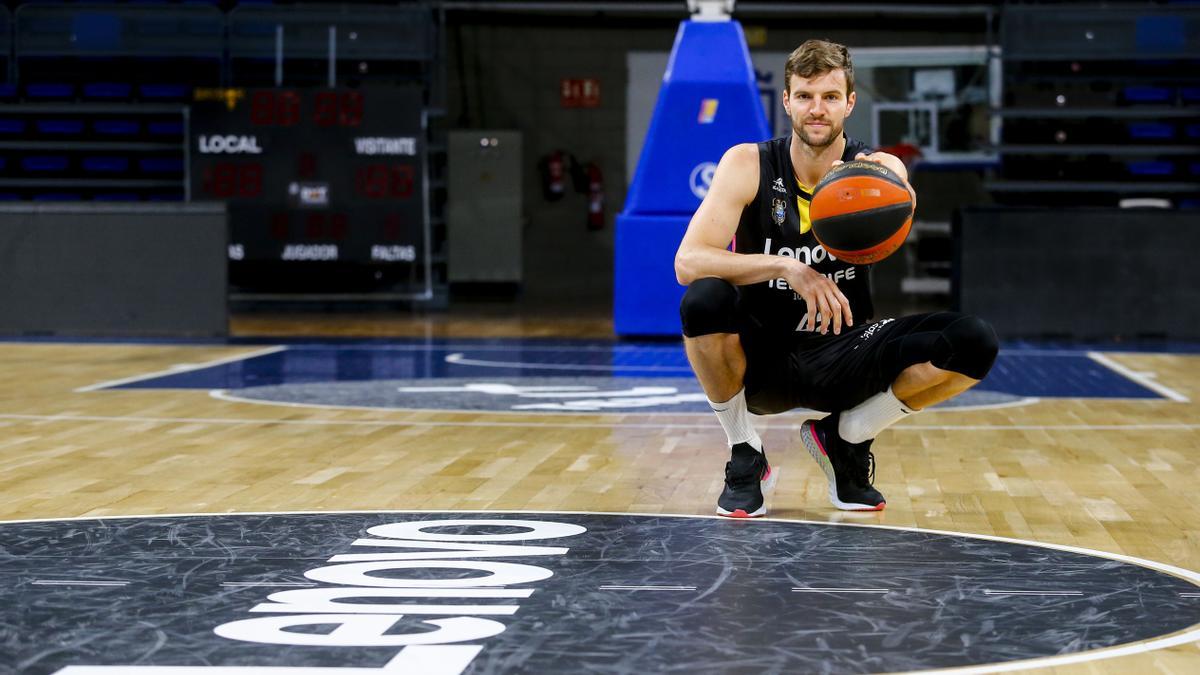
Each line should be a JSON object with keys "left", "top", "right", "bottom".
{"left": 992, "top": 4, "right": 1200, "bottom": 208}
{"left": 0, "top": 0, "right": 434, "bottom": 202}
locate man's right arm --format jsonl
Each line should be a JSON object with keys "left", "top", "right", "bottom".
{"left": 673, "top": 143, "right": 853, "bottom": 334}
{"left": 674, "top": 144, "right": 793, "bottom": 287}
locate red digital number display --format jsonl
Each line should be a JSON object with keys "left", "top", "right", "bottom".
{"left": 314, "top": 91, "right": 364, "bottom": 127}
{"left": 202, "top": 162, "right": 263, "bottom": 198}
{"left": 268, "top": 213, "right": 351, "bottom": 241}
{"left": 250, "top": 91, "right": 301, "bottom": 127}
{"left": 354, "top": 164, "right": 414, "bottom": 199}
{"left": 251, "top": 90, "right": 364, "bottom": 127}
{"left": 303, "top": 213, "right": 349, "bottom": 240}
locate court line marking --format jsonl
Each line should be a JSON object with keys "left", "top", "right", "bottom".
{"left": 285, "top": 344, "right": 690, "bottom": 353}
{"left": 74, "top": 346, "right": 289, "bottom": 393}
{"left": 66, "top": 343, "right": 1183, "bottom": 409}
{"left": 31, "top": 579, "right": 128, "bottom": 586}
{"left": 792, "top": 587, "right": 890, "bottom": 593}
{"left": 3, "top": 411, "right": 1198, "bottom": 432}
{"left": 2, "top": 508, "right": 1197, "bottom": 674}
{"left": 220, "top": 582, "right": 317, "bottom": 588}
{"left": 598, "top": 585, "right": 696, "bottom": 591}
{"left": 441, "top": 351, "right": 1156, "bottom": 375}
{"left": 1087, "top": 351, "right": 1190, "bottom": 403}
{"left": 982, "top": 590, "right": 1084, "bottom": 596}
{"left": 208, "top": 387, "right": 1041, "bottom": 416}
{"left": 445, "top": 352, "right": 693, "bottom": 372}
{"left": 202, "top": 343, "right": 1200, "bottom": 357}
{"left": 22, "top": 337, "right": 1166, "bottom": 357}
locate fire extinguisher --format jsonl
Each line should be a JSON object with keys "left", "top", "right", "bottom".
{"left": 585, "top": 161, "right": 604, "bottom": 230}
{"left": 539, "top": 150, "right": 566, "bottom": 201}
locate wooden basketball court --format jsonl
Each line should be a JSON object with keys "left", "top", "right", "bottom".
{"left": 1, "top": 313, "right": 1197, "bottom": 673}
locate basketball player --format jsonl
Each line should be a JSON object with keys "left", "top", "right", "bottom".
{"left": 675, "top": 39, "right": 998, "bottom": 517}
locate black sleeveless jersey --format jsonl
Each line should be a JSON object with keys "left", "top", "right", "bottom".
{"left": 734, "top": 134, "right": 875, "bottom": 336}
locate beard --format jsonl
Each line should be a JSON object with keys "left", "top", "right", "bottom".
{"left": 795, "top": 118, "right": 843, "bottom": 148}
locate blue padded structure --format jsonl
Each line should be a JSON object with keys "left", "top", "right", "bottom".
{"left": 72, "top": 12, "right": 122, "bottom": 51}
{"left": 1126, "top": 160, "right": 1175, "bottom": 176}
{"left": 1127, "top": 122, "right": 1174, "bottom": 140}
{"left": 147, "top": 120, "right": 183, "bottom": 135}
{"left": 139, "top": 157, "right": 183, "bottom": 173}
{"left": 36, "top": 119, "right": 85, "bottom": 134}
{"left": 23, "top": 156, "right": 69, "bottom": 172}
{"left": 26, "top": 83, "right": 74, "bottom": 99}
{"left": 1122, "top": 86, "right": 1172, "bottom": 103}
{"left": 139, "top": 84, "right": 189, "bottom": 100}
{"left": 83, "top": 156, "right": 131, "bottom": 173}
{"left": 84, "top": 82, "right": 133, "bottom": 99}
{"left": 94, "top": 120, "right": 140, "bottom": 135}
{"left": 0, "top": 119, "right": 27, "bottom": 134}
{"left": 1136, "top": 15, "right": 1186, "bottom": 52}
{"left": 614, "top": 19, "right": 770, "bottom": 336}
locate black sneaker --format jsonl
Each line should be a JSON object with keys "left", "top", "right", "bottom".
{"left": 800, "top": 413, "right": 886, "bottom": 511}
{"left": 716, "top": 442, "right": 778, "bottom": 518}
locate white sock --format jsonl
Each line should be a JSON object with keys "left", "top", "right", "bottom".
{"left": 839, "top": 386, "right": 916, "bottom": 443}
{"left": 708, "top": 388, "right": 763, "bottom": 452}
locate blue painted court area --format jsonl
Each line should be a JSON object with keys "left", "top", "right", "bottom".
{"left": 104, "top": 339, "right": 1172, "bottom": 400}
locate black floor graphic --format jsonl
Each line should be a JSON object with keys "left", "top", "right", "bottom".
{"left": 5, "top": 513, "right": 1199, "bottom": 674}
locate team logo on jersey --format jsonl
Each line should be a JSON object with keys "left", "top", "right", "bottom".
{"left": 771, "top": 177, "right": 786, "bottom": 193}
{"left": 772, "top": 198, "right": 787, "bottom": 225}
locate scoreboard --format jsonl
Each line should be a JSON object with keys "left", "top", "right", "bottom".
{"left": 189, "top": 86, "right": 429, "bottom": 297}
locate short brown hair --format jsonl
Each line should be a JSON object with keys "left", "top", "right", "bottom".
{"left": 785, "top": 39, "right": 855, "bottom": 94}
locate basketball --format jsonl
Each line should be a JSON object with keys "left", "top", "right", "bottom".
{"left": 810, "top": 160, "right": 914, "bottom": 265}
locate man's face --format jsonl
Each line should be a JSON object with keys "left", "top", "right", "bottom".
{"left": 783, "top": 69, "right": 856, "bottom": 149}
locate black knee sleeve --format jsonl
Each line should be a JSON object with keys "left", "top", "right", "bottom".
{"left": 680, "top": 277, "right": 740, "bottom": 337}
{"left": 934, "top": 315, "right": 999, "bottom": 380}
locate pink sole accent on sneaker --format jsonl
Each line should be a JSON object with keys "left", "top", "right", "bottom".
{"left": 807, "top": 423, "right": 829, "bottom": 457}
{"left": 718, "top": 509, "right": 764, "bottom": 519}
{"left": 761, "top": 465, "right": 779, "bottom": 493}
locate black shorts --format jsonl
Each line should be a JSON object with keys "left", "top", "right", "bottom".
{"left": 741, "top": 312, "right": 969, "bottom": 415}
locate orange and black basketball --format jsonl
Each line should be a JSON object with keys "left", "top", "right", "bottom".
{"left": 810, "top": 160, "right": 914, "bottom": 265}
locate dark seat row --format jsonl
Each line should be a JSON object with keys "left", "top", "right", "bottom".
{"left": 0, "top": 82, "right": 191, "bottom": 101}
{"left": 4, "top": 156, "right": 183, "bottom": 172}
{"left": 6, "top": 1, "right": 273, "bottom": 6}
{"left": 0, "top": 118, "right": 183, "bottom": 135}
{"left": 0, "top": 191, "right": 184, "bottom": 201}
{"left": 1121, "top": 85, "right": 1200, "bottom": 105}
{"left": 1125, "top": 160, "right": 1200, "bottom": 177}
{"left": 1128, "top": 122, "right": 1200, "bottom": 140}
